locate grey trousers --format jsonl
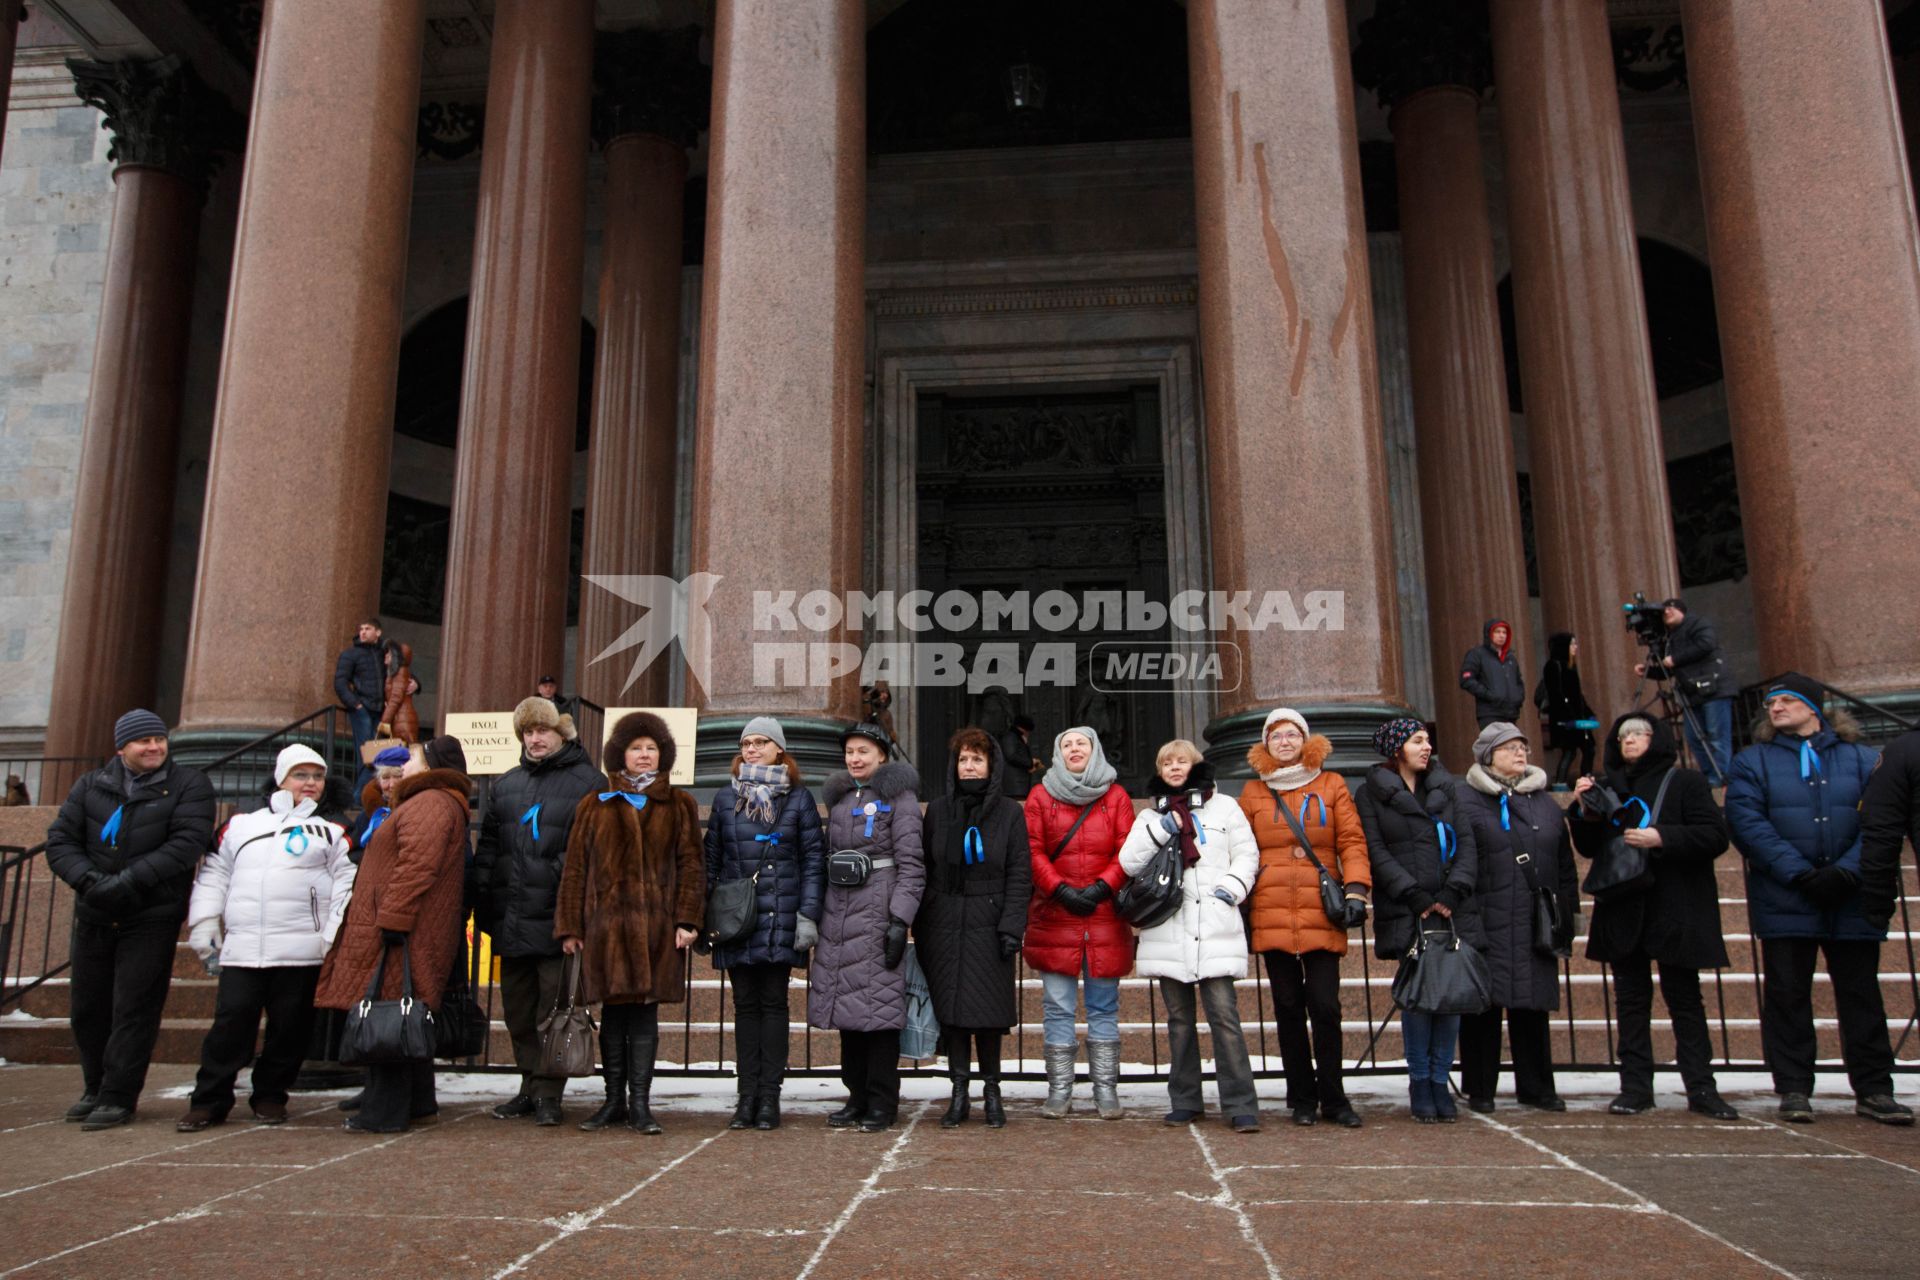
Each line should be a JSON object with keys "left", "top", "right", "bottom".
{"left": 499, "top": 953, "right": 568, "bottom": 1100}
{"left": 1160, "top": 976, "right": 1258, "bottom": 1116}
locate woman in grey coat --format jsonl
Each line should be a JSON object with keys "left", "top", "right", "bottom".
{"left": 810, "top": 721, "right": 925, "bottom": 1132}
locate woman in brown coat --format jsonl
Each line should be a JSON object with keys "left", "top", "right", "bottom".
{"left": 1237, "top": 708, "right": 1371, "bottom": 1128}
{"left": 317, "top": 735, "right": 472, "bottom": 1133}
{"left": 555, "top": 711, "right": 704, "bottom": 1134}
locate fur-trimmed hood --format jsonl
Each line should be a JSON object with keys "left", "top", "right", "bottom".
{"left": 604, "top": 710, "right": 676, "bottom": 777}
{"left": 1146, "top": 757, "right": 1216, "bottom": 801}
{"left": 1465, "top": 761, "right": 1549, "bottom": 796}
{"left": 1751, "top": 706, "right": 1862, "bottom": 745}
{"left": 822, "top": 760, "right": 921, "bottom": 807}
{"left": 393, "top": 767, "right": 472, "bottom": 807}
{"left": 1248, "top": 733, "right": 1333, "bottom": 777}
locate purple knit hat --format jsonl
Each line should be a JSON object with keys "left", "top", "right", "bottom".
{"left": 1371, "top": 716, "right": 1428, "bottom": 762}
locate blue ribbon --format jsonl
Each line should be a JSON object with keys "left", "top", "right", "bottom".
{"left": 754, "top": 833, "right": 782, "bottom": 846}
{"left": 100, "top": 805, "right": 124, "bottom": 848}
{"left": 1435, "top": 820, "right": 1457, "bottom": 865}
{"left": 361, "top": 807, "right": 390, "bottom": 843}
{"left": 283, "top": 826, "right": 310, "bottom": 856}
{"left": 598, "top": 791, "right": 650, "bottom": 812}
{"left": 1613, "top": 797, "right": 1653, "bottom": 830}
{"left": 1280, "top": 794, "right": 1326, "bottom": 832}
{"left": 1798, "top": 738, "right": 1823, "bottom": 780}
{"left": 964, "top": 827, "right": 985, "bottom": 865}
{"left": 1499, "top": 793, "right": 1511, "bottom": 832}
{"left": 520, "top": 802, "right": 543, "bottom": 843}
{"left": 859, "top": 800, "right": 892, "bottom": 838}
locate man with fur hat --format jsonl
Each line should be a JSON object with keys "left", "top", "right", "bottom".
{"left": 474, "top": 696, "right": 605, "bottom": 1125}
{"left": 177, "top": 745, "right": 355, "bottom": 1131}
{"left": 44, "top": 709, "right": 216, "bottom": 1128}
{"left": 1726, "top": 673, "right": 1911, "bottom": 1125}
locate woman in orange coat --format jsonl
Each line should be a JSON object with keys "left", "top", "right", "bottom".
{"left": 1238, "top": 708, "right": 1371, "bottom": 1128}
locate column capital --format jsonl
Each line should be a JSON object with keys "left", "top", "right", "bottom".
{"left": 67, "top": 53, "right": 242, "bottom": 191}
{"left": 592, "top": 25, "right": 710, "bottom": 150}
{"left": 1352, "top": 0, "right": 1492, "bottom": 111}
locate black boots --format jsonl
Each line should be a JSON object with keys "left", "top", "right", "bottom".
{"left": 981, "top": 1076, "right": 1006, "bottom": 1129}
{"left": 626, "top": 1032, "right": 663, "bottom": 1134}
{"left": 941, "top": 1069, "right": 971, "bottom": 1128}
{"left": 728, "top": 1095, "right": 757, "bottom": 1130}
{"left": 579, "top": 1025, "right": 629, "bottom": 1132}
{"left": 754, "top": 1093, "right": 782, "bottom": 1130}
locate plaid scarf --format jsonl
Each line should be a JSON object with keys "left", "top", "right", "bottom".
{"left": 734, "top": 762, "right": 791, "bottom": 824}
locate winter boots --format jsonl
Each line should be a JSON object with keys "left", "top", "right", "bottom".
{"left": 578, "top": 1027, "right": 628, "bottom": 1132}
{"left": 1040, "top": 1041, "right": 1078, "bottom": 1119}
{"left": 627, "top": 1031, "right": 663, "bottom": 1134}
{"left": 1088, "top": 1039, "right": 1123, "bottom": 1119}
{"left": 941, "top": 1066, "right": 972, "bottom": 1128}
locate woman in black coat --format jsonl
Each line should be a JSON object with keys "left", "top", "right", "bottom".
{"left": 1454, "top": 723, "right": 1578, "bottom": 1114}
{"left": 1357, "top": 718, "right": 1481, "bottom": 1123}
{"left": 916, "top": 727, "right": 1031, "bottom": 1128}
{"left": 703, "top": 718, "right": 827, "bottom": 1131}
{"left": 1534, "top": 632, "right": 1596, "bottom": 787}
{"left": 1572, "top": 712, "right": 1736, "bottom": 1120}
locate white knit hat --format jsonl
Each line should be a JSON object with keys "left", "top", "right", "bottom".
{"left": 1262, "top": 707, "right": 1310, "bottom": 739}
{"left": 274, "top": 743, "right": 328, "bottom": 786}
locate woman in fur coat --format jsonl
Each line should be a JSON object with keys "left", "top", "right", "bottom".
{"left": 555, "top": 712, "right": 706, "bottom": 1134}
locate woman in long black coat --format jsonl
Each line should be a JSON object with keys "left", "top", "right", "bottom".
{"left": 1572, "top": 712, "right": 1736, "bottom": 1120}
{"left": 1454, "top": 723, "right": 1578, "bottom": 1114}
{"left": 915, "top": 727, "right": 1031, "bottom": 1128}
{"left": 1534, "top": 632, "right": 1596, "bottom": 787}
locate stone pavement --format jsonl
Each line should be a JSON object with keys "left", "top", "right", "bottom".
{"left": 1, "top": 1065, "right": 1917, "bottom": 1279}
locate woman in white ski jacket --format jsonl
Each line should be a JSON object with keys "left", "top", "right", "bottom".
{"left": 176, "top": 745, "right": 356, "bottom": 1130}
{"left": 1118, "top": 739, "right": 1262, "bottom": 1131}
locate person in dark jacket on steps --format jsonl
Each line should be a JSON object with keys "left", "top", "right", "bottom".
{"left": 1359, "top": 717, "right": 1481, "bottom": 1123}
{"left": 474, "top": 696, "right": 604, "bottom": 1127}
{"left": 1635, "top": 598, "right": 1732, "bottom": 786}
{"left": 1859, "top": 728, "right": 1920, "bottom": 934}
{"left": 1726, "top": 673, "right": 1911, "bottom": 1126}
{"left": 704, "top": 717, "right": 826, "bottom": 1131}
{"left": 333, "top": 618, "right": 388, "bottom": 790}
{"left": 1534, "top": 632, "right": 1596, "bottom": 788}
{"left": 1572, "top": 712, "right": 1738, "bottom": 1120}
{"left": 1460, "top": 619, "right": 1525, "bottom": 729}
{"left": 917, "top": 727, "right": 1031, "bottom": 1128}
{"left": 1454, "top": 723, "right": 1577, "bottom": 1114}
{"left": 44, "top": 709, "right": 216, "bottom": 1130}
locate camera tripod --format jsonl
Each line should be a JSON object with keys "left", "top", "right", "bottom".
{"left": 1631, "top": 638, "right": 1712, "bottom": 778}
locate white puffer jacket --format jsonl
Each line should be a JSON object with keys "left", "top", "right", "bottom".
{"left": 1118, "top": 789, "right": 1260, "bottom": 982}
{"left": 188, "top": 793, "right": 356, "bottom": 967}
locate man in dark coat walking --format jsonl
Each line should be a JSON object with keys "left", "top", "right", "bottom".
{"left": 333, "top": 618, "right": 388, "bottom": 789}
{"left": 1859, "top": 728, "right": 1920, "bottom": 933}
{"left": 44, "top": 709, "right": 216, "bottom": 1129}
{"left": 473, "top": 697, "right": 604, "bottom": 1125}
{"left": 1459, "top": 619, "right": 1525, "bottom": 729}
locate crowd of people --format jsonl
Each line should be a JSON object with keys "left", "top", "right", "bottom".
{"left": 37, "top": 652, "right": 1920, "bottom": 1137}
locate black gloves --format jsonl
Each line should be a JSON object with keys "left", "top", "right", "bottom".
{"left": 1054, "top": 880, "right": 1111, "bottom": 917}
{"left": 998, "top": 932, "right": 1023, "bottom": 960}
{"left": 1795, "top": 866, "right": 1860, "bottom": 909}
{"left": 883, "top": 917, "right": 908, "bottom": 969}
{"left": 1340, "top": 889, "right": 1369, "bottom": 929}
{"left": 381, "top": 928, "right": 408, "bottom": 946}
{"left": 83, "top": 872, "right": 137, "bottom": 918}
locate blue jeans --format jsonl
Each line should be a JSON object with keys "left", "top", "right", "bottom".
{"left": 1681, "top": 696, "right": 1733, "bottom": 786}
{"left": 1402, "top": 1010, "right": 1461, "bottom": 1083}
{"left": 1040, "top": 962, "right": 1120, "bottom": 1046}
{"left": 347, "top": 705, "right": 376, "bottom": 791}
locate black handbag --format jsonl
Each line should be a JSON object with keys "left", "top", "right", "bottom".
{"left": 1512, "top": 847, "right": 1561, "bottom": 958}
{"left": 1115, "top": 822, "right": 1185, "bottom": 929}
{"left": 339, "top": 937, "right": 437, "bottom": 1065}
{"left": 1274, "top": 792, "right": 1362, "bottom": 929}
{"left": 1579, "top": 769, "right": 1675, "bottom": 902}
{"left": 434, "top": 940, "right": 489, "bottom": 1060}
{"left": 699, "top": 868, "right": 760, "bottom": 954}
{"left": 1390, "top": 917, "right": 1491, "bottom": 1016}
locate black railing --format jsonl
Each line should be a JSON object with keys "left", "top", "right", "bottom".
{"left": 0, "top": 755, "right": 105, "bottom": 808}
{"left": 1733, "top": 673, "right": 1918, "bottom": 752}
{"left": 0, "top": 841, "right": 63, "bottom": 1009}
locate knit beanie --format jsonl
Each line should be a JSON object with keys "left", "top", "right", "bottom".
{"left": 1472, "top": 721, "right": 1527, "bottom": 766}
{"left": 113, "top": 708, "right": 168, "bottom": 749}
{"left": 1371, "top": 716, "right": 1427, "bottom": 762}
{"left": 372, "top": 745, "right": 413, "bottom": 768}
{"left": 742, "top": 716, "right": 789, "bottom": 752}
{"left": 274, "top": 744, "right": 328, "bottom": 785}
{"left": 1262, "top": 707, "right": 1310, "bottom": 740}
{"left": 1763, "top": 672, "right": 1824, "bottom": 720}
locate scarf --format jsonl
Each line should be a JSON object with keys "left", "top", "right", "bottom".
{"left": 1041, "top": 725, "right": 1117, "bottom": 806}
{"left": 1163, "top": 785, "right": 1213, "bottom": 868}
{"left": 734, "top": 761, "right": 791, "bottom": 825}
{"left": 941, "top": 776, "right": 993, "bottom": 891}
{"left": 1261, "top": 760, "right": 1321, "bottom": 792}
{"left": 621, "top": 769, "right": 658, "bottom": 791}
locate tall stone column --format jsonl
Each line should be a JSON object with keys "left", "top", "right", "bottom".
{"left": 1187, "top": 0, "right": 1406, "bottom": 772}
{"left": 438, "top": 0, "right": 594, "bottom": 714}
{"left": 0, "top": 0, "right": 20, "bottom": 169}
{"left": 1681, "top": 0, "right": 1920, "bottom": 703}
{"left": 576, "top": 29, "right": 706, "bottom": 713}
{"left": 1356, "top": 2, "right": 1530, "bottom": 769}
{"left": 685, "top": 0, "right": 865, "bottom": 780}
{"left": 1489, "top": 0, "right": 1678, "bottom": 730}
{"left": 43, "top": 57, "right": 236, "bottom": 766}
{"left": 177, "top": 0, "right": 425, "bottom": 735}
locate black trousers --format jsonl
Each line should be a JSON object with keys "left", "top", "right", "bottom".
{"left": 601, "top": 1000, "right": 660, "bottom": 1061}
{"left": 941, "top": 1025, "right": 1004, "bottom": 1081}
{"left": 1263, "top": 949, "right": 1348, "bottom": 1113}
{"left": 1610, "top": 952, "right": 1717, "bottom": 1097}
{"left": 1459, "top": 1005, "right": 1557, "bottom": 1103}
{"left": 729, "top": 963, "right": 792, "bottom": 1098}
{"left": 1551, "top": 739, "right": 1596, "bottom": 787}
{"left": 70, "top": 914, "right": 181, "bottom": 1109}
{"left": 1760, "top": 937, "right": 1896, "bottom": 1097}
{"left": 188, "top": 964, "right": 321, "bottom": 1114}
{"left": 839, "top": 1028, "right": 901, "bottom": 1120}
{"left": 359, "top": 1059, "right": 437, "bottom": 1131}
{"left": 499, "top": 954, "right": 568, "bottom": 1100}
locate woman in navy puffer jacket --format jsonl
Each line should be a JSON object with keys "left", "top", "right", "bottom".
{"left": 704, "top": 718, "right": 826, "bottom": 1131}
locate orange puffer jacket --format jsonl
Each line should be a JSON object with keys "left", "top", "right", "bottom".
{"left": 1238, "top": 736, "right": 1371, "bottom": 957}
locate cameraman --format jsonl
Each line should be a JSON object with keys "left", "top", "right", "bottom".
{"left": 1632, "top": 597, "right": 1731, "bottom": 786}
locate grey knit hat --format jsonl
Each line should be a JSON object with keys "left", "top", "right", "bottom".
{"left": 741, "top": 716, "right": 788, "bottom": 752}
{"left": 114, "top": 708, "right": 168, "bottom": 749}
{"left": 1472, "top": 721, "right": 1528, "bottom": 766}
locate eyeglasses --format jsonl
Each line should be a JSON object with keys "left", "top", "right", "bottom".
{"left": 1267, "top": 728, "right": 1305, "bottom": 741}
{"left": 286, "top": 770, "right": 327, "bottom": 784}
{"left": 741, "top": 737, "right": 776, "bottom": 749}
{"left": 1617, "top": 729, "right": 1652, "bottom": 742}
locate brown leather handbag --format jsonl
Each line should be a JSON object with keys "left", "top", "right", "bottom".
{"left": 535, "top": 954, "right": 598, "bottom": 1078}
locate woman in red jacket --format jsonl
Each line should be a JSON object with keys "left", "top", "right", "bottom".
{"left": 1024, "top": 726, "right": 1135, "bottom": 1119}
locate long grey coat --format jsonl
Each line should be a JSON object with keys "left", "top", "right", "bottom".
{"left": 808, "top": 762, "right": 925, "bottom": 1033}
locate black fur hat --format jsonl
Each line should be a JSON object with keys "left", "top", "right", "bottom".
{"left": 604, "top": 711, "right": 676, "bottom": 778}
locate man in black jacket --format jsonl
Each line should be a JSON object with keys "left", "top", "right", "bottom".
{"left": 333, "top": 618, "right": 387, "bottom": 788}
{"left": 999, "top": 715, "right": 1037, "bottom": 800}
{"left": 1860, "top": 728, "right": 1920, "bottom": 932}
{"left": 44, "top": 709, "right": 216, "bottom": 1129}
{"left": 1634, "top": 598, "right": 1732, "bottom": 786}
{"left": 1459, "top": 618, "right": 1525, "bottom": 728}
{"left": 473, "top": 697, "right": 604, "bottom": 1125}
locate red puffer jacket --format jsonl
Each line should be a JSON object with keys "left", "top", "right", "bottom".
{"left": 1023, "top": 784, "right": 1137, "bottom": 979}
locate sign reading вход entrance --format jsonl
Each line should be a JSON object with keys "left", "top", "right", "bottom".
{"left": 443, "top": 711, "right": 519, "bottom": 776}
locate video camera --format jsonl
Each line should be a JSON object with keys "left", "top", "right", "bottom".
{"left": 1621, "top": 591, "right": 1668, "bottom": 646}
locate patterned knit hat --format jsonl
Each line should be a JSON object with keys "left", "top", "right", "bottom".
{"left": 113, "top": 708, "right": 168, "bottom": 749}
{"left": 1371, "top": 716, "right": 1428, "bottom": 762}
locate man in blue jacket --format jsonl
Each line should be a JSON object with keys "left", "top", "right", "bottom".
{"left": 1725, "top": 673, "right": 1911, "bottom": 1125}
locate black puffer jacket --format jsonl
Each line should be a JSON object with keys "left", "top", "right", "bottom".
{"left": 1459, "top": 619, "right": 1525, "bottom": 723}
{"left": 1572, "top": 713, "right": 1730, "bottom": 969}
{"left": 1860, "top": 730, "right": 1920, "bottom": 931}
{"left": 1456, "top": 765, "right": 1577, "bottom": 1010}
{"left": 703, "top": 768, "right": 828, "bottom": 969}
{"left": 473, "top": 739, "right": 604, "bottom": 958}
{"left": 1358, "top": 763, "right": 1483, "bottom": 957}
{"left": 332, "top": 640, "right": 384, "bottom": 711}
{"left": 45, "top": 759, "right": 217, "bottom": 925}
{"left": 915, "top": 736, "right": 1031, "bottom": 1029}
{"left": 1664, "top": 612, "right": 1729, "bottom": 703}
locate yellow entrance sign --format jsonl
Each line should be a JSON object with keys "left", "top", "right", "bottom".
{"left": 442, "top": 710, "right": 520, "bottom": 776}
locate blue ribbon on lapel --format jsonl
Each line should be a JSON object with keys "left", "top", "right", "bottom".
{"left": 599, "top": 791, "right": 649, "bottom": 812}
{"left": 754, "top": 833, "right": 782, "bottom": 846}
{"left": 361, "top": 807, "right": 390, "bottom": 843}
{"left": 1499, "top": 793, "right": 1511, "bottom": 832}
{"left": 1435, "top": 820, "right": 1457, "bottom": 865}
{"left": 520, "top": 802, "right": 542, "bottom": 842}
{"left": 1799, "top": 738, "right": 1822, "bottom": 780}
{"left": 859, "top": 799, "right": 892, "bottom": 838}
{"left": 100, "top": 805, "right": 124, "bottom": 848}
{"left": 964, "top": 827, "right": 984, "bottom": 865}
{"left": 283, "top": 825, "right": 310, "bottom": 855}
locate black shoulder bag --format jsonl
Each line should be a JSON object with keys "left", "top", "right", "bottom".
{"left": 1504, "top": 807, "right": 1562, "bottom": 957}
{"left": 1115, "top": 816, "right": 1185, "bottom": 929}
{"left": 1579, "top": 769, "right": 1675, "bottom": 902}
{"left": 1274, "top": 793, "right": 1359, "bottom": 929}
{"left": 340, "top": 937, "right": 437, "bottom": 1065}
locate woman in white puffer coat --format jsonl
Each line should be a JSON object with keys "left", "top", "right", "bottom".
{"left": 176, "top": 745, "right": 356, "bottom": 1130}
{"left": 1118, "top": 740, "right": 1262, "bottom": 1132}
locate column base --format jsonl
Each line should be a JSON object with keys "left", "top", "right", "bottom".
{"left": 693, "top": 715, "right": 854, "bottom": 790}
{"left": 1204, "top": 702, "right": 1411, "bottom": 782}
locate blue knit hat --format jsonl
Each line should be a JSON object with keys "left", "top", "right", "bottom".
{"left": 372, "top": 745, "right": 412, "bottom": 768}
{"left": 1371, "top": 716, "right": 1428, "bottom": 762}
{"left": 113, "top": 708, "right": 168, "bottom": 749}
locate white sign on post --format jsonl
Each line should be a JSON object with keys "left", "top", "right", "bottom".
{"left": 442, "top": 711, "right": 520, "bottom": 776}
{"left": 600, "top": 707, "right": 700, "bottom": 786}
